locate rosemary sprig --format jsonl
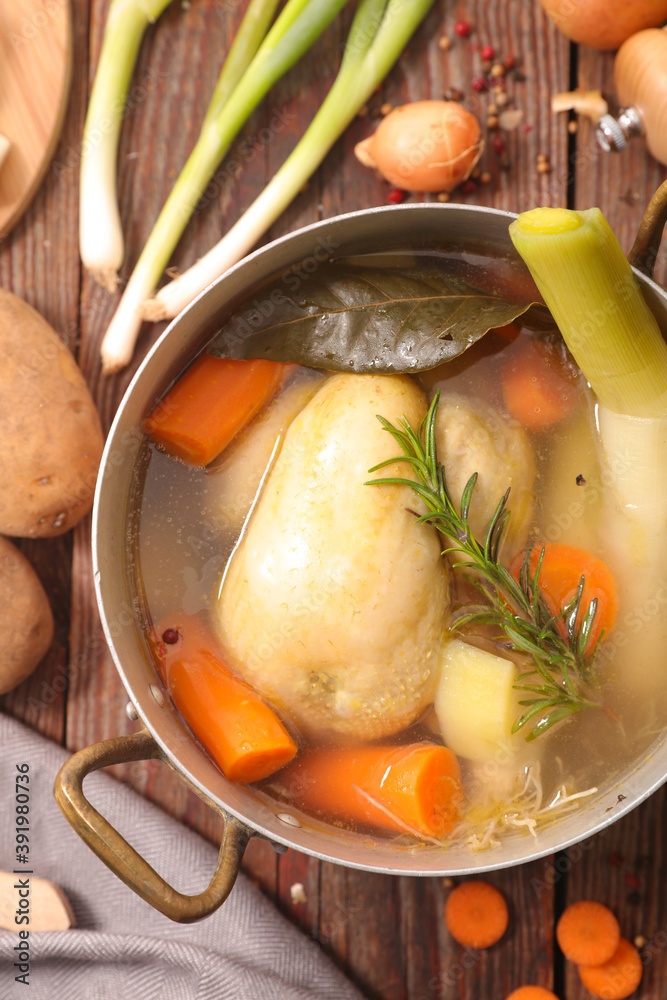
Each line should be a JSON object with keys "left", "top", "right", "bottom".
{"left": 366, "top": 391, "right": 601, "bottom": 741}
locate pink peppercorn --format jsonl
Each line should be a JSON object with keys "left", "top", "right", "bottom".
{"left": 503, "top": 54, "right": 516, "bottom": 70}
{"left": 461, "top": 179, "right": 477, "bottom": 194}
{"left": 626, "top": 873, "right": 641, "bottom": 890}
{"left": 471, "top": 76, "right": 487, "bottom": 92}
{"left": 455, "top": 20, "right": 471, "bottom": 37}
{"left": 492, "top": 135, "right": 505, "bottom": 154}
{"left": 162, "top": 628, "right": 180, "bottom": 645}
{"left": 481, "top": 45, "right": 495, "bottom": 61}
{"left": 387, "top": 186, "right": 406, "bottom": 203}
{"left": 521, "top": 123, "right": 533, "bottom": 133}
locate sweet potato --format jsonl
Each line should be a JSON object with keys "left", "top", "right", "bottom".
{"left": 0, "top": 290, "right": 104, "bottom": 537}
{"left": 0, "top": 536, "right": 53, "bottom": 694}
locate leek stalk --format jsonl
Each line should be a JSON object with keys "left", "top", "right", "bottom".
{"left": 79, "top": 0, "right": 177, "bottom": 292}
{"left": 509, "top": 207, "right": 667, "bottom": 418}
{"left": 100, "top": 0, "right": 349, "bottom": 375}
{"left": 510, "top": 206, "right": 667, "bottom": 716}
{"left": 144, "top": 0, "right": 437, "bottom": 324}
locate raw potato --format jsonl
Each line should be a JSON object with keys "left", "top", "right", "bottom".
{"left": 217, "top": 373, "right": 449, "bottom": 741}
{"left": 0, "top": 535, "right": 53, "bottom": 693}
{"left": 0, "top": 290, "right": 104, "bottom": 537}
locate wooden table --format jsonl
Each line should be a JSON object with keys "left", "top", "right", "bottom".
{"left": 3, "top": 1, "right": 666, "bottom": 997}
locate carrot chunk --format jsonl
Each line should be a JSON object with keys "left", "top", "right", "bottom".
{"left": 511, "top": 543, "right": 618, "bottom": 654}
{"left": 556, "top": 899, "right": 621, "bottom": 966}
{"left": 506, "top": 988, "right": 560, "bottom": 1000}
{"left": 577, "top": 938, "right": 643, "bottom": 1000}
{"left": 148, "top": 614, "right": 297, "bottom": 784}
{"left": 143, "top": 354, "right": 289, "bottom": 466}
{"left": 273, "top": 743, "right": 463, "bottom": 838}
{"left": 501, "top": 336, "right": 580, "bottom": 431}
{"left": 445, "top": 880, "right": 509, "bottom": 948}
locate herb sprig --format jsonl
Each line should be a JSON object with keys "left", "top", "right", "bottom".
{"left": 366, "top": 391, "right": 601, "bottom": 740}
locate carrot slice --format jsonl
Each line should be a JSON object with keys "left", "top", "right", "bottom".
{"left": 148, "top": 614, "right": 297, "bottom": 783}
{"left": 143, "top": 354, "right": 290, "bottom": 466}
{"left": 578, "top": 938, "right": 643, "bottom": 1000}
{"left": 501, "top": 336, "right": 580, "bottom": 431}
{"left": 273, "top": 743, "right": 463, "bottom": 838}
{"left": 445, "top": 880, "right": 509, "bottom": 948}
{"left": 506, "top": 988, "right": 560, "bottom": 1000}
{"left": 511, "top": 543, "right": 618, "bottom": 654}
{"left": 556, "top": 900, "right": 620, "bottom": 966}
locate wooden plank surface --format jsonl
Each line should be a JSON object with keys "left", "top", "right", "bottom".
{"left": 1, "top": 0, "right": 666, "bottom": 997}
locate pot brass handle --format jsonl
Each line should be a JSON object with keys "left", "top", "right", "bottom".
{"left": 629, "top": 178, "right": 667, "bottom": 280}
{"left": 54, "top": 728, "right": 251, "bottom": 923}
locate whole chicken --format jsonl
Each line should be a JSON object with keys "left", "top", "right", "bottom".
{"left": 216, "top": 373, "right": 449, "bottom": 741}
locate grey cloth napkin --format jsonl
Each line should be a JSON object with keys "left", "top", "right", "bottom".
{"left": 0, "top": 713, "right": 365, "bottom": 1000}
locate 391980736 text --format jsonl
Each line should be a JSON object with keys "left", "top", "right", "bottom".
{"left": 13, "top": 763, "right": 31, "bottom": 986}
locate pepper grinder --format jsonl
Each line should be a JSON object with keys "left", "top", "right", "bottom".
{"left": 596, "top": 26, "right": 667, "bottom": 166}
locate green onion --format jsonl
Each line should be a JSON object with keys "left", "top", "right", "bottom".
{"left": 79, "top": 0, "right": 177, "bottom": 292}
{"left": 100, "top": 0, "right": 350, "bottom": 375}
{"left": 509, "top": 206, "right": 667, "bottom": 418}
{"left": 144, "top": 0, "right": 437, "bottom": 325}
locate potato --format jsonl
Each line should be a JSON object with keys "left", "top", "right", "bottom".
{"left": 0, "top": 535, "right": 53, "bottom": 694}
{"left": 0, "top": 290, "right": 104, "bottom": 537}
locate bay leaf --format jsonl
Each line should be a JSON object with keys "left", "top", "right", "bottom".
{"left": 208, "top": 263, "right": 540, "bottom": 373}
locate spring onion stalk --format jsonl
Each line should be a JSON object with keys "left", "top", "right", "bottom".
{"left": 510, "top": 206, "right": 667, "bottom": 713}
{"left": 144, "top": 0, "right": 437, "bottom": 323}
{"left": 100, "top": 0, "right": 349, "bottom": 375}
{"left": 80, "top": 0, "right": 177, "bottom": 292}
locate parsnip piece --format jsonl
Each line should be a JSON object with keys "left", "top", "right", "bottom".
{"left": 434, "top": 393, "right": 535, "bottom": 560}
{"left": 217, "top": 373, "right": 449, "bottom": 741}
{"left": 434, "top": 639, "right": 520, "bottom": 761}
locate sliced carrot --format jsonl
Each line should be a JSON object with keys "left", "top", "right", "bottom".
{"left": 556, "top": 900, "right": 620, "bottom": 966}
{"left": 444, "top": 880, "right": 509, "bottom": 948}
{"left": 578, "top": 938, "right": 643, "bottom": 1000}
{"left": 148, "top": 614, "right": 297, "bottom": 784}
{"left": 501, "top": 336, "right": 580, "bottom": 431}
{"left": 273, "top": 743, "right": 463, "bottom": 838}
{"left": 511, "top": 544, "right": 618, "bottom": 653}
{"left": 506, "top": 988, "right": 560, "bottom": 1000}
{"left": 143, "top": 354, "right": 290, "bottom": 466}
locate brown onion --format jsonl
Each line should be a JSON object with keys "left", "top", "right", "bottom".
{"left": 354, "top": 100, "right": 484, "bottom": 193}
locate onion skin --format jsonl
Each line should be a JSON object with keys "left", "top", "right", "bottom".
{"left": 354, "top": 100, "right": 483, "bottom": 193}
{"left": 537, "top": 0, "right": 667, "bottom": 50}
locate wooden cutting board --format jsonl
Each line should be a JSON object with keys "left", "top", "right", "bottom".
{"left": 0, "top": 0, "right": 72, "bottom": 238}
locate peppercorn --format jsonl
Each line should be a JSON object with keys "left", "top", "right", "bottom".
{"left": 568, "top": 119, "right": 578, "bottom": 134}
{"left": 437, "top": 192, "right": 451, "bottom": 202}
{"left": 480, "top": 171, "right": 491, "bottom": 184}
{"left": 162, "top": 628, "right": 180, "bottom": 645}
{"left": 438, "top": 35, "right": 452, "bottom": 51}
{"left": 492, "top": 135, "right": 505, "bottom": 154}
{"left": 380, "top": 102, "right": 393, "bottom": 116}
{"left": 471, "top": 76, "right": 487, "bottom": 92}
{"left": 486, "top": 115, "right": 499, "bottom": 129}
{"left": 444, "top": 86, "right": 464, "bottom": 102}
{"left": 537, "top": 160, "right": 551, "bottom": 174}
{"left": 503, "top": 54, "right": 516, "bottom": 70}
{"left": 491, "top": 63, "right": 506, "bottom": 78}
{"left": 481, "top": 44, "right": 495, "bottom": 61}
{"left": 387, "top": 186, "right": 406, "bottom": 203}
{"left": 495, "top": 92, "right": 508, "bottom": 107}
{"left": 455, "top": 20, "right": 471, "bottom": 37}
{"left": 461, "top": 178, "right": 477, "bottom": 194}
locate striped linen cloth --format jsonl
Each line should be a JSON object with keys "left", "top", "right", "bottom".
{"left": 0, "top": 713, "right": 365, "bottom": 1000}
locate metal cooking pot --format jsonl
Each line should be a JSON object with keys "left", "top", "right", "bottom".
{"left": 55, "top": 183, "right": 667, "bottom": 923}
